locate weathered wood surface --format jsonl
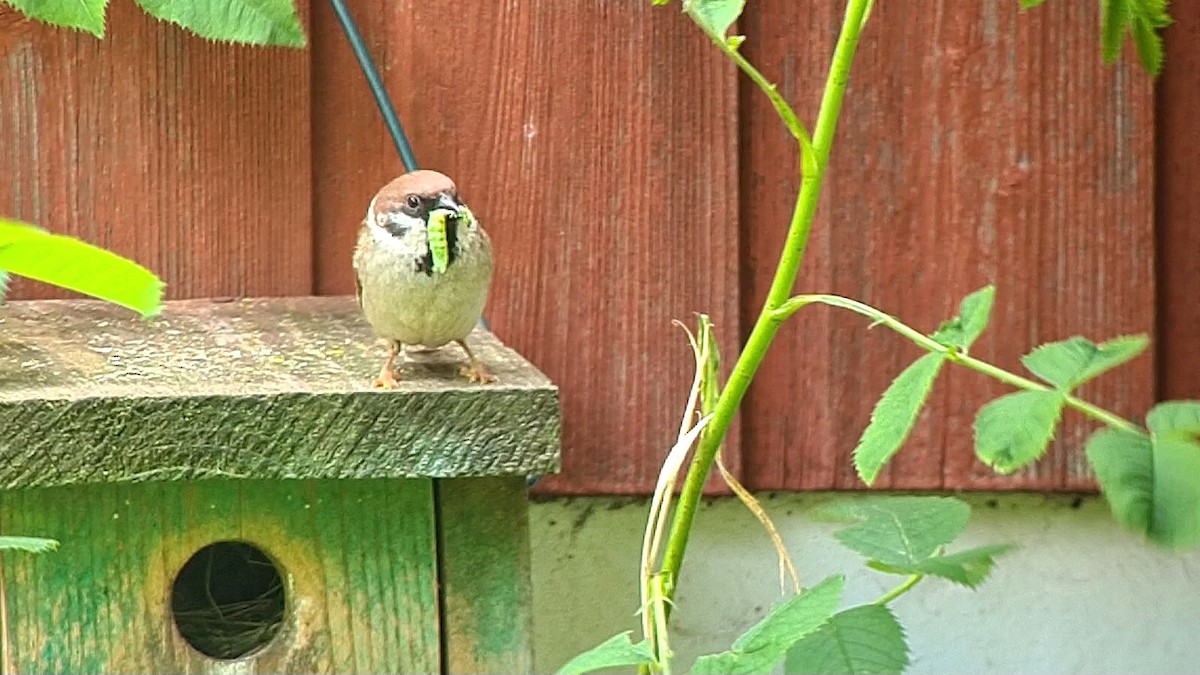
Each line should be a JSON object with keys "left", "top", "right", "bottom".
{"left": 0, "top": 297, "right": 560, "bottom": 487}
{"left": 739, "top": 1, "right": 1156, "bottom": 491}
{"left": 1158, "top": 6, "right": 1200, "bottom": 404}
{"left": 0, "top": 478, "right": 441, "bottom": 673}
{"left": 436, "top": 477, "right": 534, "bottom": 674}
{"left": 0, "top": 1, "right": 312, "bottom": 301}
{"left": 310, "top": 0, "right": 742, "bottom": 495}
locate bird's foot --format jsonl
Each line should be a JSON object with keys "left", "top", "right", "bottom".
{"left": 373, "top": 341, "right": 403, "bottom": 389}
{"left": 459, "top": 361, "right": 496, "bottom": 384}
{"left": 372, "top": 370, "right": 400, "bottom": 389}
{"left": 369, "top": 369, "right": 398, "bottom": 386}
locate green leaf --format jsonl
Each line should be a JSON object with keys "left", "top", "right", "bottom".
{"left": 1131, "top": 16, "right": 1165, "bottom": 75}
{"left": 974, "top": 390, "right": 1065, "bottom": 474}
{"left": 133, "top": 0, "right": 306, "bottom": 47}
{"left": 0, "top": 218, "right": 164, "bottom": 317}
{"left": 682, "top": 0, "right": 745, "bottom": 38}
{"left": 854, "top": 352, "right": 945, "bottom": 485}
{"left": 784, "top": 605, "right": 909, "bottom": 675}
{"left": 813, "top": 496, "right": 970, "bottom": 566}
{"left": 1146, "top": 437, "right": 1200, "bottom": 548}
{"left": 1146, "top": 400, "right": 1200, "bottom": 440}
{"left": 1088, "top": 414, "right": 1200, "bottom": 550}
{"left": 1019, "top": 0, "right": 1049, "bottom": 7}
{"left": 1086, "top": 429, "right": 1154, "bottom": 534}
{"left": 4, "top": 0, "right": 107, "bottom": 37}
{"left": 555, "top": 632, "right": 655, "bottom": 675}
{"left": 1020, "top": 335, "right": 1149, "bottom": 391}
{"left": 868, "top": 544, "right": 1014, "bottom": 589}
{"left": 692, "top": 575, "right": 844, "bottom": 675}
{"left": 930, "top": 285, "right": 995, "bottom": 350}
{"left": 1100, "top": 0, "right": 1128, "bottom": 65}
{"left": 0, "top": 536, "right": 59, "bottom": 554}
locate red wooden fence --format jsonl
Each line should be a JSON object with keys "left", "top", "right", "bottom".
{"left": 2, "top": 1, "right": 1193, "bottom": 496}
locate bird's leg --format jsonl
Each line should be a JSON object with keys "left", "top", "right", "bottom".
{"left": 455, "top": 339, "right": 496, "bottom": 383}
{"left": 372, "top": 340, "right": 403, "bottom": 389}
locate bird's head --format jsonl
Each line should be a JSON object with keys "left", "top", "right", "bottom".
{"left": 365, "top": 170, "right": 477, "bottom": 275}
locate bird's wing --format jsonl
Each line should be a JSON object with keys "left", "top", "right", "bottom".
{"left": 352, "top": 219, "right": 367, "bottom": 308}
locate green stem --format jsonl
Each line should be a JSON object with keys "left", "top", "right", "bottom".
{"left": 873, "top": 574, "right": 923, "bottom": 606}
{"left": 659, "top": 0, "right": 873, "bottom": 611}
{"left": 650, "top": 574, "right": 673, "bottom": 675}
{"left": 777, "top": 293, "right": 1145, "bottom": 436}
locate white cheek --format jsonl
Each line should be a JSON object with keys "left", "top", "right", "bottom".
{"left": 369, "top": 216, "right": 424, "bottom": 253}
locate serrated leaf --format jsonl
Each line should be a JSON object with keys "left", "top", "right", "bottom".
{"left": 134, "top": 0, "right": 306, "bottom": 47}
{"left": 682, "top": 0, "right": 745, "bottom": 38}
{"left": 1100, "top": 0, "right": 1128, "bottom": 64}
{"left": 1131, "top": 17, "right": 1165, "bottom": 75}
{"left": 930, "top": 285, "right": 995, "bottom": 350}
{"left": 854, "top": 353, "right": 945, "bottom": 485}
{"left": 974, "top": 390, "right": 1065, "bottom": 474}
{"left": 1087, "top": 429, "right": 1154, "bottom": 533}
{"left": 4, "top": 0, "right": 107, "bottom": 37}
{"left": 1147, "top": 437, "right": 1200, "bottom": 548}
{"left": 1087, "top": 424, "right": 1200, "bottom": 550}
{"left": 1146, "top": 401, "right": 1200, "bottom": 440}
{"left": 1142, "top": 0, "right": 1172, "bottom": 26}
{"left": 813, "top": 497, "right": 970, "bottom": 566}
{"left": 0, "top": 536, "right": 59, "bottom": 554}
{"left": 692, "top": 575, "right": 844, "bottom": 675}
{"left": 784, "top": 605, "right": 909, "bottom": 675}
{"left": 1020, "top": 335, "right": 1148, "bottom": 391}
{"left": 555, "top": 632, "right": 655, "bottom": 675}
{"left": 0, "top": 219, "right": 164, "bottom": 317}
{"left": 868, "top": 544, "right": 1014, "bottom": 589}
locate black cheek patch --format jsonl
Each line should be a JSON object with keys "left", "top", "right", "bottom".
{"left": 384, "top": 220, "right": 410, "bottom": 238}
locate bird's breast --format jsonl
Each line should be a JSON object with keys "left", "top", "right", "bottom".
{"left": 355, "top": 226, "right": 493, "bottom": 348}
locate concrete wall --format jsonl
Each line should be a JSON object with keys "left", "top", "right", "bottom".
{"left": 530, "top": 494, "right": 1200, "bottom": 675}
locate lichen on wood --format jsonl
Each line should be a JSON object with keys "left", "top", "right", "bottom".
{"left": 0, "top": 296, "right": 560, "bottom": 488}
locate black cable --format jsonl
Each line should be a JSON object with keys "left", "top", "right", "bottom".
{"left": 328, "top": 0, "right": 419, "bottom": 173}
{"left": 328, "top": 0, "right": 492, "bottom": 335}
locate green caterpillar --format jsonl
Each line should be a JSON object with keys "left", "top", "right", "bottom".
{"left": 426, "top": 207, "right": 476, "bottom": 274}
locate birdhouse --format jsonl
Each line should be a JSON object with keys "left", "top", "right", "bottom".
{"left": 0, "top": 296, "right": 560, "bottom": 674}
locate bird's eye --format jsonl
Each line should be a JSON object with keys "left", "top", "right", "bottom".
{"left": 405, "top": 195, "right": 421, "bottom": 209}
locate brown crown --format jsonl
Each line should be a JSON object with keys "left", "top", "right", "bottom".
{"left": 372, "top": 170, "right": 458, "bottom": 212}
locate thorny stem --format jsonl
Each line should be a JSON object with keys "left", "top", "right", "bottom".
{"left": 659, "top": 0, "right": 873, "bottom": 611}
{"left": 775, "top": 294, "right": 1145, "bottom": 436}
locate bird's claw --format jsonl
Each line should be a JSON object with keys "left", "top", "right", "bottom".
{"left": 459, "top": 362, "right": 496, "bottom": 384}
{"left": 373, "top": 370, "right": 400, "bottom": 389}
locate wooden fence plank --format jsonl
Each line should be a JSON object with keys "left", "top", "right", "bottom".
{"left": 1157, "top": 5, "right": 1200, "bottom": 403}
{"left": 740, "top": 2, "right": 1156, "bottom": 491}
{"left": 0, "top": 1, "right": 312, "bottom": 300}
{"left": 311, "top": 1, "right": 741, "bottom": 494}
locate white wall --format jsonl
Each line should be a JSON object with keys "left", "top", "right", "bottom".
{"left": 530, "top": 494, "right": 1200, "bottom": 675}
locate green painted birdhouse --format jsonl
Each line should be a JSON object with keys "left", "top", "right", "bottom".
{"left": 0, "top": 297, "right": 560, "bottom": 674}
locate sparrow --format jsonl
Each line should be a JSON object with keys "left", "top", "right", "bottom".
{"left": 353, "top": 170, "right": 496, "bottom": 388}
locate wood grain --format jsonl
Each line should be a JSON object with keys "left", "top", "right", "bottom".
{"left": 0, "top": 297, "right": 560, "bottom": 486}
{"left": 740, "top": 2, "right": 1156, "bottom": 491}
{"left": 1157, "top": 5, "right": 1200, "bottom": 403}
{"left": 310, "top": 1, "right": 741, "bottom": 495}
{"left": 436, "top": 477, "right": 533, "bottom": 674}
{"left": 0, "top": 1, "right": 313, "bottom": 301}
{"left": 0, "top": 478, "right": 441, "bottom": 673}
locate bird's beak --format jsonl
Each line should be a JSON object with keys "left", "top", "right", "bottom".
{"left": 436, "top": 193, "right": 461, "bottom": 215}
